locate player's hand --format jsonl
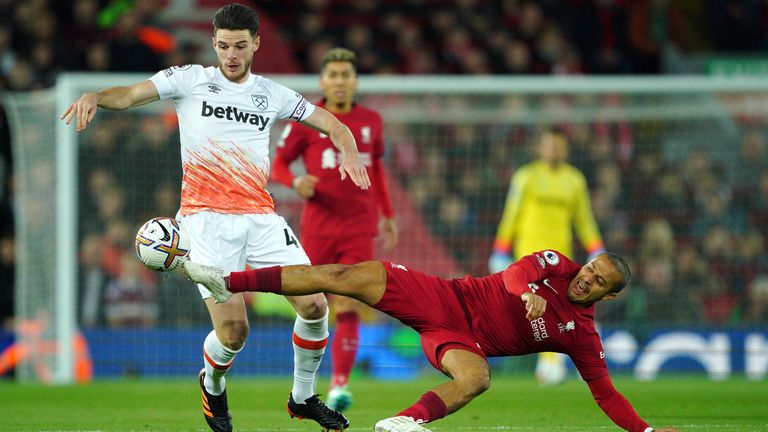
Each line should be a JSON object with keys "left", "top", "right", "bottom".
{"left": 339, "top": 153, "right": 371, "bottom": 189}
{"left": 293, "top": 175, "right": 319, "bottom": 199}
{"left": 60, "top": 92, "right": 100, "bottom": 131}
{"left": 379, "top": 217, "right": 399, "bottom": 251}
{"left": 521, "top": 292, "right": 546, "bottom": 320}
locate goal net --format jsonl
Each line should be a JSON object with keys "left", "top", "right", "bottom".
{"left": 7, "top": 74, "right": 768, "bottom": 382}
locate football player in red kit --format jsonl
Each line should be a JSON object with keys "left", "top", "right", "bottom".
{"left": 183, "top": 251, "right": 678, "bottom": 432}
{"left": 272, "top": 47, "right": 397, "bottom": 412}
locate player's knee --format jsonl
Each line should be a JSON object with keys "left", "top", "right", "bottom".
{"left": 456, "top": 367, "right": 491, "bottom": 397}
{"left": 294, "top": 293, "right": 328, "bottom": 320}
{"left": 217, "top": 320, "right": 249, "bottom": 350}
{"left": 473, "top": 371, "right": 492, "bottom": 395}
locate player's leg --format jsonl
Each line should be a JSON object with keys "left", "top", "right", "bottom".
{"left": 375, "top": 347, "right": 490, "bottom": 432}
{"left": 428, "top": 349, "right": 491, "bottom": 414}
{"left": 204, "top": 296, "right": 249, "bottom": 392}
{"left": 200, "top": 295, "right": 248, "bottom": 432}
{"left": 283, "top": 292, "right": 328, "bottom": 403}
{"left": 245, "top": 215, "right": 352, "bottom": 430}
{"left": 183, "top": 211, "right": 249, "bottom": 432}
{"left": 326, "top": 295, "right": 359, "bottom": 411}
{"left": 375, "top": 272, "right": 488, "bottom": 432}
{"left": 314, "top": 234, "right": 374, "bottom": 412}
{"left": 220, "top": 260, "right": 389, "bottom": 306}
{"left": 282, "top": 292, "right": 350, "bottom": 430}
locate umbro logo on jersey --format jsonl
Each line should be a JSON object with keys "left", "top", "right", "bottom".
{"left": 208, "top": 85, "right": 221, "bottom": 94}
{"left": 201, "top": 101, "right": 270, "bottom": 131}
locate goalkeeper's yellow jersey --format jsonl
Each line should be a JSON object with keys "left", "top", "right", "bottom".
{"left": 492, "top": 160, "right": 604, "bottom": 260}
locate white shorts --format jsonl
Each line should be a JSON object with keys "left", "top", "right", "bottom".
{"left": 179, "top": 211, "right": 310, "bottom": 299}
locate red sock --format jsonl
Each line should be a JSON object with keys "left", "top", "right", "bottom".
{"left": 330, "top": 311, "right": 359, "bottom": 388}
{"left": 397, "top": 391, "right": 448, "bottom": 423}
{"left": 226, "top": 266, "right": 282, "bottom": 294}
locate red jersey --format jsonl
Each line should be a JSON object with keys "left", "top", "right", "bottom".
{"left": 276, "top": 101, "right": 385, "bottom": 237}
{"left": 377, "top": 251, "right": 649, "bottom": 430}
{"left": 457, "top": 250, "right": 608, "bottom": 381}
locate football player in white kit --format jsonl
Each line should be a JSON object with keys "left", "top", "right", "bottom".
{"left": 61, "top": 3, "right": 369, "bottom": 431}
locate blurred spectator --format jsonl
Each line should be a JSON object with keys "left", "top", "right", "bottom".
{"left": 733, "top": 130, "right": 768, "bottom": 210}
{"left": 674, "top": 243, "right": 710, "bottom": 294}
{"left": 700, "top": 225, "right": 741, "bottom": 323}
{"left": 79, "top": 233, "right": 108, "bottom": 328}
{"left": 434, "top": 194, "right": 474, "bottom": 237}
{"left": 744, "top": 274, "right": 768, "bottom": 323}
{"left": 84, "top": 42, "right": 111, "bottom": 72}
{"left": 62, "top": 0, "right": 104, "bottom": 70}
{"left": 106, "top": 11, "right": 163, "bottom": 72}
{"left": 103, "top": 251, "right": 158, "bottom": 328}
{"left": 750, "top": 169, "right": 768, "bottom": 229}
{"left": 626, "top": 151, "right": 662, "bottom": 219}
{"left": 633, "top": 255, "right": 700, "bottom": 325}
{"left": 637, "top": 218, "right": 674, "bottom": 264}
{"left": 653, "top": 167, "right": 692, "bottom": 232}
{"left": 690, "top": 193, "right": 748, "bottom": 239}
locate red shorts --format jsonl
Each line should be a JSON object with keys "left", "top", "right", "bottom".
{"left": 374, "top": 262, "right": 486, "bottom": 371}
{"left": 302, "top": 234, "right": 374, "bottom": 265}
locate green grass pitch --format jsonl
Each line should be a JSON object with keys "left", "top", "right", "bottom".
{"left": 2, "top": 375, "right": 767, "bottom": 431}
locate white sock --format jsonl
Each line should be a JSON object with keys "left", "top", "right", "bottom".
{"left": 203, "top": 330, "right": 241, "bottom": 395}
{"left": 291, "top": 310, "right": 329, "bottom": 403}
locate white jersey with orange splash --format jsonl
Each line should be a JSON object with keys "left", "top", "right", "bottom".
{"left": 149, "top": 64, "right": 315, "bottom": 216}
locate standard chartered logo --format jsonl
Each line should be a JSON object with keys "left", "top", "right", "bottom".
{"left": 530, "top": 317, "right": 549, "bottom": 342}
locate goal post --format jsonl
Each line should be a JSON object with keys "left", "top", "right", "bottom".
{"left": 6, "top": 73, "right": 768, "bottom": 383}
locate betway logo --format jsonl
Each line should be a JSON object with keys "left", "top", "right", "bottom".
{"left": 201, "top": 101, "right": 270, "bottom": 131}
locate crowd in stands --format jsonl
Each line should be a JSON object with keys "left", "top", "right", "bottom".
{"left": 1, "top": 0, "right": 768, "bottom": 329}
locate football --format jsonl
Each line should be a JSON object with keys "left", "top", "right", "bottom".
{"left": 134, "top": 217, "right": 190, "bottom": 272}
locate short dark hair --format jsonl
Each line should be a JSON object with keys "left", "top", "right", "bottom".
{"left": 602, "top": 252, "right": 631, "bottom": 293}
{"left": 213, "top": 3, "right": 259, "bottom": 36}
{"left": 542, "top": 125, "right": 568, "bottom": 139}
{"left": 320, "top": 47, "right": 358, "bottom": 72}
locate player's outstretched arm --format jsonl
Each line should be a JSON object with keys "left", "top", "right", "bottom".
{"left": 300, "top": 107, "right": 371, "bottom": 189}
{"left": 60, "top": 81, "right": 160, "bottom": 131}
{"left": 586, "top": 375, "right": 677, "bottom": 432}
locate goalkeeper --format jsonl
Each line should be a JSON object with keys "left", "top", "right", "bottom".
{"left": 489, "top": 127, "right": 605, "bottom": 385}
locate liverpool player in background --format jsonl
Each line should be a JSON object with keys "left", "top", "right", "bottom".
{"left": 61, "top": 3, "right": 364, "bottom": 431}
{"left": 272, "top": 47, "right": 398, "bottom": 412}
{"left": 183, "top": 251, "right": 678, "bottom": 432}
{"left": 489, "top": 128, "right": 606, "bottom": 385}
